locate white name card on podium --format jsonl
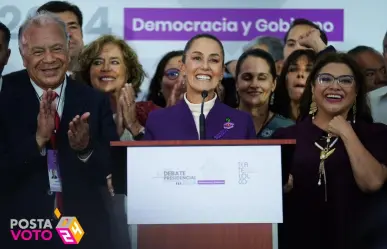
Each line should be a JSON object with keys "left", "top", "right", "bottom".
{"left": 126, "top": 145, "right": 283, "bottom": 225}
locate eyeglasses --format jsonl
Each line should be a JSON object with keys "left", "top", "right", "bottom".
{"left": 316, "top": 73, "right": 355, "bottom": 87}
{"left": 164, "top": 68, "right": 180, "bottom": 80}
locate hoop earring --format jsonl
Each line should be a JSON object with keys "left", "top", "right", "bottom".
{"left": 270, "top": 92, "right": 275, "bottom": 106}
{"left": 352, "top": 100, "right": 357, "bottom": 123}
{"left": 309, "top": 99, "right": 317, "bottom": 120}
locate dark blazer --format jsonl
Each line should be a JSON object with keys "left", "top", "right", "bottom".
{"left": 144, "top": 98, "right": 256, "bottom": 140}
{"left": 0, "top": 73, "right": 119, "bottom": 248}
{"left": 1, "top": 69, "right": 28, "bottom": 92}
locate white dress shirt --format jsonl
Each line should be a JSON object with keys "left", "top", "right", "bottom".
{"left": 368, "top": 86, "right": 387, "bottom": 125}
{"left": 31, "top": 78, "right": 66, "bottom": 118}
{"left": 31, "top": 77, "right": 92, "bottom": 162}
{"left": 184, "top": 93, "right": 217, "bottom": 138}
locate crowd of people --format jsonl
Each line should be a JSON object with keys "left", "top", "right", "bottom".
{"left": 0, "top": 1, "right": 386, "bottom": 249}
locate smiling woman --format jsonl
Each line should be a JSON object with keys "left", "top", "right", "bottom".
{"left": 273, "top": 53, "right": 387, "bottom": 249}
{"left": 143, "top": 33, "right": 256, "bottom": 140}
{"left": 235, "top": 49, "right": 294, "bottom": 138}
{"left": 76, "top": 34, "right": 160, "bottom": 249}
{"left": 77, "top": 35, "right": 159, "bottom": 140}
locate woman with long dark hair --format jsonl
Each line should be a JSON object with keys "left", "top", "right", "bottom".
{"left": 272, "top": 49, "right": 317, "bottom": 120}
{"left": 146, "top": 50, "right": 184, "bottom": 107}
{"left": 235, "top": 49, "right": 294, "bottom": 138}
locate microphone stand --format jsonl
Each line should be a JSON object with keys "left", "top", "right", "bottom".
{"left": 199, "top": 90, "right": 208, "bottom": 140}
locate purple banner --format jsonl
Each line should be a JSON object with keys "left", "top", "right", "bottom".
{"left": 124, "top": 8, "right": 344, "bottom": 42}
{"left": 197, "top": 180, "right": 225, "bottom": 185}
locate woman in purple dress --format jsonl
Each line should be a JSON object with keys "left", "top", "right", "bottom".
{"left": 273, "top": 53, "right": 387, "bottom": 249}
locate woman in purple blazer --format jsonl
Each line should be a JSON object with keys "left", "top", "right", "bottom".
{"left": 143, "top": 34, "right": 256, "bottom": 140}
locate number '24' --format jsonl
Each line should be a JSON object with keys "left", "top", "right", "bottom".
{"left": 0, "top": 5, "right": 112, "bottom": 39}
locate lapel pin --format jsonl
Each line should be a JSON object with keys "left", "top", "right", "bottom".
{"left": 223, "top": 118, "right": 234, "bottom": 130}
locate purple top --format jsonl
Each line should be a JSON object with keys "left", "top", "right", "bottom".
{"left": 273, "top": 117, "right": 387, "bottom": 249}
{"left": 143, "top": 98, "right": 256, "bottom": 140}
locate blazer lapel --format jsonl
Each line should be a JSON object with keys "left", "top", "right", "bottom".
{"left": 59, "top": 78, "right": 83, "bottom": 141}
{"left": 176, "top": 100, "right": 199, "bottom": 139}
{"left": 18, "top": 75, "right": 40, "bottom": 133}
{"left": 205, "top": 99, "right": 228, "bottom": 139}
{"left": 17, "top": 80, "right": 40, "bottom": 135}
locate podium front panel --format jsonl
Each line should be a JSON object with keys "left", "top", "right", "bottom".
{"left": 110, "top": 140, "right": 294, "bottom": 249}
{"left": 126, "top": 145, "right": 283, "bottom": 225}
{"left": 137, "top": 223, "right": 277, "bottom": 249}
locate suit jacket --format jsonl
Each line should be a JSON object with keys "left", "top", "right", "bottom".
{"left": 0, "top": 72, "right": 119, "bottom": 248}
{"left": 2, "top": 69, "right": 78, "bottom": 92}
{"left": 1, "top": 69, "right": 28, "bottom": 93}
{"left": 144, "top": 98, "right": 256, "bottom": 140}
{"left": 351, "top": 185, "right": 387, "bottom": 249}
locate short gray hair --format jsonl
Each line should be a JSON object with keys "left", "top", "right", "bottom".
{"left": 18, "top": 11, "right": 69, "bottom": 55}
{"left": 243, "top": 36, "right": 284, "bottom": 61}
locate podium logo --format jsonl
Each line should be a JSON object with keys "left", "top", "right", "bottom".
{"left": 238, "top": 162, "right": 250, "bottom": 184}
{"left": 162, "top": 170, "right": 196, "bottom": 185}
{"left": 54, "top": 208, "right": 85, "bottom": 244}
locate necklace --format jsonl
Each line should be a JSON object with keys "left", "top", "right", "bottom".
{"left": 256, "top": 111, "right": 271, "bottom": 135}
{"left": 237, "top": 107, "right": 271, "bottom": 134}
{"left": 314, "top": 133, "right": 338, "bottom": 202}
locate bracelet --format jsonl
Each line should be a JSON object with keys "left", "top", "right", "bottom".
{"left": 133, "top": 129, "right": 145, "bottom": 141}
{"left": 128, "top": 125, "right": 144, "bottom": 136}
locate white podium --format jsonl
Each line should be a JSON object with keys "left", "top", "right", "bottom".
{"left": 111, "top": 139, "right": 296, "bottom": 249}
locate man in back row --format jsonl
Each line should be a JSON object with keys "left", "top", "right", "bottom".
{"left": 0, "top": 22, "right": 11, "bottom": 91}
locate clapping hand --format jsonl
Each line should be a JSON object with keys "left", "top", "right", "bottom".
{"left": 106, "top": 174, "right": 114, "bottom": 197}
{"left": 115, "top": 97, "right": 125, "bottom": 137}
{"left": 68, "top": 112, "right": 91, "bottom": 151}
{"left": 284, "top": 174, "right": 294, "bottom": 193}
{"left": 119, "top": 83, "right": 143, "bottom": 135}
{"left": 298, "top": 28, "right": 327, "bottom": 53}
{"left": 36, "top": 89, "right": 57, "bottom": 149}
{"left": 166, "top": 79, "right": 186, "bottom": 107}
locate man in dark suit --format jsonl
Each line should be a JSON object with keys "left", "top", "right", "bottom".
{"left": 351, "top": 186, "right": 387, "bottom": 249}
{"left": 0, "top": 11, "right": 118, "bottom": 249}
{"left": 0, "top": 22, "right": 11, "bottom": 92}
{"left": 2, "top": 1, "right": 84, "bottom": 92}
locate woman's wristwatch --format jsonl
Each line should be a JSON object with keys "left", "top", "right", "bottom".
{"left": 133, "top": 127, "right": 145, "bottom": 140}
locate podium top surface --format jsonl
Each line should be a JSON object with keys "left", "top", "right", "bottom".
{"left": 110, "top": 139, "right": 296, "bottom": 147}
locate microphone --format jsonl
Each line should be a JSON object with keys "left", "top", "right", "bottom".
{"left": 199, "top": 90, "right": 208, "bottom": 140}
